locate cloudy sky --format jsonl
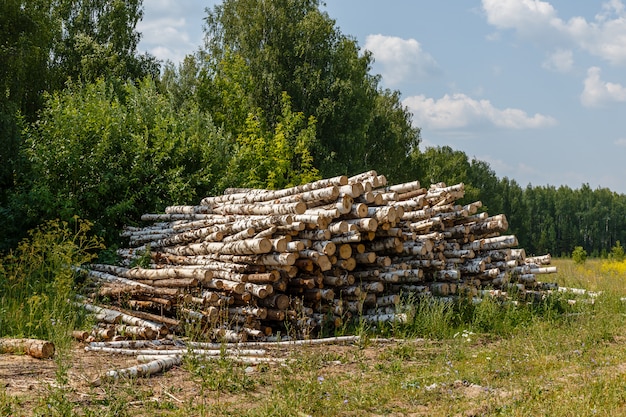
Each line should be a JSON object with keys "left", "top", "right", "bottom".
{"left": 138, "top": 0, "right": 626, "bottom": 194}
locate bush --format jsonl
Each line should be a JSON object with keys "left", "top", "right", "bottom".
{"left": 572, "top": 246, "right": 587, "bottom": 264}
{"left": 21, "top": 77, "right": 226, "bottom": 245}
{"left": 610, "top": 241, "right": 625, "bottom": 262}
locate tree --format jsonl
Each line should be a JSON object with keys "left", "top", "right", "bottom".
{"left": 220, "top": 93, "right": 320, "bottom": 190}
{"left": 16, "top": 78, "right": 225, "bottom": 244}
{"left": 0, "top": 0, "right": 58, "bottom": 120}
{"left": 408, "top": 146, "right": 481, "bottom": 202}
{"left": 51, "top": 0, "right": 159, "bottom": 86}
{"left": 609, "top": 241, "right": 625, "bottom": 262}
{"left": 0, "top": 0, "right": 59, "bottom": 228}
{"left": 0, "top": 0, "right": 160, "bottom": 249}
{"left": 160, "top": 56, "right": 202, "bottom": 111}
{"left": 201, "top": 0, "right": 420, "bottom": 179}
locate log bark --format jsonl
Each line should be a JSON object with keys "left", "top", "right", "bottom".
{"left": 0, "top": 338, "right": 55, "bottom": 359}
{"left": 388, "top": 180, "right": 421, "bottom": 194}
{"left": 78, "top": 302, "right": 168, "bottom": 335}
{"left": 213, "top": 201, "right": 306, "bottom": 216}
{"left": 163, "top": 238, "right": 273, "bottom": 256}
{"left": 92, "top": 356, "right": 181, "bottom": 386}
{"left": 135, "top": 277, "right": 198, "bottom": 288}
{"left": 115, "top": 325, "right": 156, "bottom": 339}
{"left": 344, "top": 218, "right": 378, "bottom": 232}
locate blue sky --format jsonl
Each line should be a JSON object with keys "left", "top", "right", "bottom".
{"left": 138, "top": 1, "right": 626, "bottom": 194}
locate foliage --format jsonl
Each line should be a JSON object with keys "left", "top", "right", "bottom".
{"left": 201, "top": 0, "right": 420, "bottom": 179}
{"left": 572, "top": 246, "right": 588, "bottom": 264}
{"left": 0, "top": 0, "right": 59, "bottom": 120}
{"left": 18, "top": 77, "right": 225, "bottom": 244}
{"left": 0, "top": 0, "right": 157, "bottom": 121}
{"left": 160, "top": 55, "right": 203, "bottom": 111}
{"left": 0, "top": 217, "right": 103, "bottom": 339}
{"left": 220, "top": 93, "right": 320, "bottom": 190}
{"left": 0, "top": 102, "right": 24, "bottom": 206}
{"left": 51, "top": 0, "right": 159, "bottom": 87}
{"left": 1, "top": 0, "right": 158, "bottom": 250}
{"left": 0, "top": 218, "right": 103, "bottom": 416}
{"left": 609, "top": 240, "right": 625, "bottom": 262}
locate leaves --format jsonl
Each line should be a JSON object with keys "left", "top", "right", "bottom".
{"left": 221, "top": 93, "right": 320, "bottom": 190}
{"left": 23, "top": 78, "right": 226, "bottom": 243}
{"left": 201, "top": 0, "right": 420, "bottom": 179}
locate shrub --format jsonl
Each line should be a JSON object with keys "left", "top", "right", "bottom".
{"left": 610, "top": 241, "right": 625, "bottom": 262}
{"left": 572, "top": 246, "right": 587, "bottom": 264}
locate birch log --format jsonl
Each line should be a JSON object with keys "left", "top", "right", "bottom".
{"left": 91, "top": 355, "right": 182, "bottom": 386}
{"left": 0, "top": 338, "right": 55, "bottom": 359}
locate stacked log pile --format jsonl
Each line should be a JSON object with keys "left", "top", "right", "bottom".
{"left": 78, "top": 171, "right": 557, "bottom": 341}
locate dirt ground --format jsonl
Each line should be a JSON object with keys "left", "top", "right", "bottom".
{"left": 1, "top": 345, "right": 145, "bottom": 408}
{"left": 0, "top": 338, "right": 510, "bottom": 416}
{"left": 0, "top": 340, "right": 385, "bottom": 414}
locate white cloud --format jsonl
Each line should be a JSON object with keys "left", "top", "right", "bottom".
{"left": 482, "top": 0, "right": 626, "bottom": 65}
{"left": 542, "top": 49, "right": 573, "bottom": 72}
{"left": 482, "top": 0, "right": 558, "bottom": 33}
{"left": 364, "top": 34, "right": 441, "bottom": 86}
{"left": 614, "top": 138, "right": 626, "bottom": 147}
{"left": 137, "top": 1, "right": 205, "bottom": 63}
{"left": 402, "top": 93, "right": 557, "bottom": 130}
{"left": 581, "top": 66, "right": 626, "bottom": 107}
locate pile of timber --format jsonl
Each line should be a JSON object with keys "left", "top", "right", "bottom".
{"left": 78, "top": 171, "right": 557, "bottom": 342}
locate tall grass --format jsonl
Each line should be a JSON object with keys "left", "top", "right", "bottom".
{"left": 0, "top": 218, "right": 104, "bottom": 416}
{"left": 0, "top": 217, "right": 103, "bottom": 340}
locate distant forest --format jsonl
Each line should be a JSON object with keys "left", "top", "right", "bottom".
{"left": 2, "top": 0, "right": 625, "bottom": 257}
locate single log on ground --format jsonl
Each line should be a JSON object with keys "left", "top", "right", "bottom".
{"left": 91, "top": 355, "right": 182, "bottom": 387}
{"left": 0, "top": 338, "right": 55, "bottom": 359}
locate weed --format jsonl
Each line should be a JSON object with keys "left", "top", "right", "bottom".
{"left": 0, "top": 217, "right": 103, "bottom": 339}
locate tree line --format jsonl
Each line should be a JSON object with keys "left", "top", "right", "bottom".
{"left": 1, "top": 0, "right": 624, "bottom": 258}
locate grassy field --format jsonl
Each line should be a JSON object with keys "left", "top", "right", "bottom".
{"left": 3, "top": 225, "right": 626, "bottom": 416}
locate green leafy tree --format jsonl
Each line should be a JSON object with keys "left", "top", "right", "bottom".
{"left": 1, "top": 0, "right": 159, "bottom": 249}
{"left": 197, "top": 51, "right": 258, "bottom": 140}
{"left": 0, "top": 0, "right": 157, "bottom": 119}
{"left": 221, "top": 93, "right": 320, "bottom": 190}
{"left": 201, "top": 0, "right": 420, "bottom": 179}
{"left": 610, "top": 241, "right": 625, "bottom": 262}
{"left": 17, "top": 78, "right": 225, "bottom": 244}
{"left": 51, "top": 0, "right": 159, "bottom": 85}
{"left": 160, "top": 55, "right": 203, "bottom": 111}
{"left": 0, "top": 0, "right": 58, "bottom": 119}
{"left": 1, "top": 0, "right": 59, "bottom": 247}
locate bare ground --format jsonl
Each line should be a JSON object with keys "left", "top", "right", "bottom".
{"left": 0, "top": 338, "right": 512, "bottom": 416}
